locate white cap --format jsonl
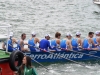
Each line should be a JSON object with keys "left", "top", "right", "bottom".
{"left": 76, "top": 31, "right": 81, "bottom": 35}
{"left": 95, "top": 31, "right": 99, "bottom": 35}
{"left": 45, "top": 34, "right": 51, "bottom": 37}
{"left": 31, "top": 31, "right": 36, "bottom": 35}
{"left": 9, "top": 32, "right": 13, "bottom": 37}
{"left": 66, "top": 33, "right": 72, "bottom": 36}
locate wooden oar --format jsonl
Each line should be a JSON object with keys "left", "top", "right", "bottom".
{"left": 31, "top": 58, "right": 50, "bottom": 71}
{"left": 31, "top": 57, "right": 66, "bottom": 72}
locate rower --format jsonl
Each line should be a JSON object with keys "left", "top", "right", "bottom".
{"left": 28, "top": 31, "right": 40, "bottom": 52}
{"left": 92, "top": 31, "right": 99, "bottom": 48}
{"left": 17, "top": 33, "right": 29, "bottom": 52}
{"left": 93, "top": 31, "right": 100, "bottom": 50}
{"left": 71, "top": 31, "right": 82, "bottom": 50}
{"left": 60, "top": 32, "right": 72, "bottom": 50}
{"left": 50, "top": 32, "right": 61, "bottom": 51}
{"left": 39, "top": 34, "right": 52, "bottom": 52}
{"left": 82, "top": 32, "right": 96, "bottom": 50}
{"left": 2, "top": 32, "right": 18, "bottom": 52}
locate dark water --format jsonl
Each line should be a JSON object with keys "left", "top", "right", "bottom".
{"left": 0, "top": 0, "right": 100, "bottom": 75}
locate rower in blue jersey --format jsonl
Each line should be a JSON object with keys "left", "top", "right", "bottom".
{"left": 39, "top": 34, "right": 52, "bottom": 52}
{"left": 71, "top": 31, "right": 82, "bottom": 50}
{"left": 2, "top": 32, "right": 18, "bottom": 52}
{"left": 28, "top": 31, "right": 39, "bottom": 52}
{"left": 96, "top": 31, "right": 100, "bottom": 50}
{"left": 82, "top": 32, "right": 96, "bottom": 50}
{"left": 60, "top": 32, "right": 72, "bottom": 50}
{"left": 92, "top": 31, "right": 100, "bottom": 50}
{"left": 17, "top": 33, "right": 29, "bottom": 51}
{"left": 92, "top": 31, "right": 99, "bottom": 48}
{"left": 50, "top": 32, "right": 61, "bottom": 51}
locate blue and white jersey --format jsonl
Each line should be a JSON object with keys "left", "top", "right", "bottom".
{"left": 71, "top": 38, "right": 78, "bottom": 50}
{"left": 7, "top": 39, "right": 13, "bottom": 52}
{"left": 92, "top": 37, "right": 97, "bottom": 48}
{"left": 96, "top": 38, "right": 100, "bottom": 50}
{"left": 50, "top": 40, "right": 57, "bottom": 51}
{"left": 60, "top": 39, "right": 67, "bottom": 49}
{"left": 93, "top": 38, "right": 97, "bottom": 44}
{"left": 28, "top": 38, "right": 36, "bottom": 52}
{"left": 39, "top": 39, "right": 52, "bottom": 51}
{"left": 82, "top": 38, "right": 92, "bottom": 49}
{"left": 17, "top": 40, "right": 24, "bottom": 51}
{"left": 4, "top": 38, "right": 18, "bottom": 52}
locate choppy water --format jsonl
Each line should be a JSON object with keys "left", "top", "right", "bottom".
{"left": 0, "top": 0, "right": 100, "bottom": 75}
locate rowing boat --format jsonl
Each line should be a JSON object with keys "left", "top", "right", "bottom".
{"left": 0, "top": 24, "right": 15, "bottom": 75}
{"left": 24, "top": 50, "right": 100, "bottom": 62}
{"left": 0, "top": 24, "right": 24, "bottom": 74}
{"left": 0, "top": 23, "right": 100, "bottom": 73}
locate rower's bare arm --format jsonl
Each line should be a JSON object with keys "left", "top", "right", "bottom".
{"left": 79, "top": 39, "right": 82, "bottom": 48}
{"left": 97, "top": 38, "right": 100, "bottom": 45}
{"left": 12, "top": 38, "right": 18, "bottom": 44}
{"left": 68, "top": 41, "right": 72, "bottom": 50}
{"left": 35, "top": 37, "right": 40, "bottom": 43}
{"left": 92, "top": 40, "right": 97, "bottom": 46}
{"left": 56, "top": 39, "right": 60, "bottom": 45}
{"left": 20, "top": 41, "right": 24, "bottom": 51}
{"left": 20, "top": 41, "right": 28, "bottom": 51}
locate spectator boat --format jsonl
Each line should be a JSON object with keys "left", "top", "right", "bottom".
{"left": 0, "top": 24, "right": 24, "bottom": 74}
{"left": 93, "top": 0, "right": 100, "bottom": 7}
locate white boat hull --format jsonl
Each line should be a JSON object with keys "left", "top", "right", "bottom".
{"left": 94, "top": 1, "right": 100, "bottom": 4}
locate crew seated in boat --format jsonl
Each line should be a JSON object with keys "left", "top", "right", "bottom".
{"left": 39, "top": 34, "right": 52, "bottom": 52}
{"left": 82, "top": 32, "right": 97, "bottom": 50}
{"left": 60, "top": 32, "right": 72, "bottom": 50}
{"left": 17, "top": 33, "right": 29, "bottom": 51}
{"left": 2, "top": 32, "right": 18, "bottom": 52}
{"left": 71, "top": 31, "right": 82, "bottom": 51}
{"left": 50, "top": 32, "right": 61, "bottom": 51}
{"left": 28, "top": 31, "right": 39, "bottom": 52}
